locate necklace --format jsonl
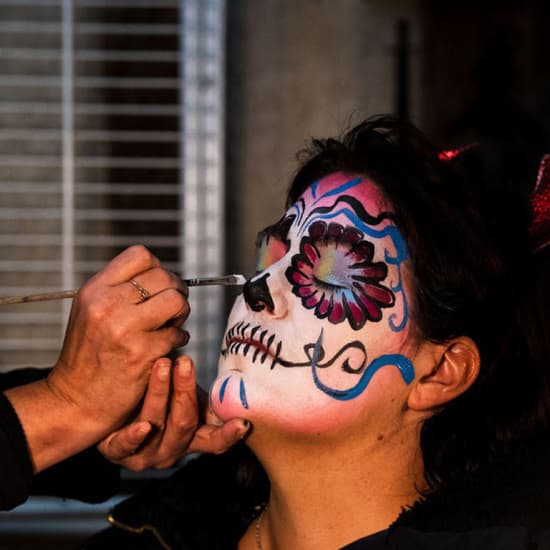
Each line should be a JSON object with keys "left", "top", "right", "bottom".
{"left": 255, "top": 504, "right": 269, "bottom": 550}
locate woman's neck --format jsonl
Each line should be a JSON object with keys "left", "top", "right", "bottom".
{"left": 240, "top": 426, "right": 425, "bottom": 550}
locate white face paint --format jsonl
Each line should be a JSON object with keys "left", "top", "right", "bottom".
{"left": 210, "top": 172, "right": 416, "bottom": 434}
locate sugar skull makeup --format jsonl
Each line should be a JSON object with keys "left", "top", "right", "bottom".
{"left": 286, "top": 220, "right": 395, "bottom": 329}
{"left": 210, "top": 172, "right": 415, "bottom": 433}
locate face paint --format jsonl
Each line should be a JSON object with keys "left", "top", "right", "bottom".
{"left": 255, "top": 215, "right": 294, "bottom": 272}
{"left": 210, "top": 172, "right": 415, "bottom": 434}
{"left": 286, "top": 220, "right": 395, "bottom": 329}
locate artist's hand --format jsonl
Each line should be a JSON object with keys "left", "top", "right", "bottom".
{"left": 5, "top": 246, "right": 191, "bottom": 473}
{"left": 98, "top": 356, "right": 249, "bottom": 470}
{"left": 46, "top": 245, "right": 190, "bottom": 436}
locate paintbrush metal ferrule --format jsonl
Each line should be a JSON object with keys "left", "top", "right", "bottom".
{"left": 184, "top": 274, "right": 247, "bottom": 287}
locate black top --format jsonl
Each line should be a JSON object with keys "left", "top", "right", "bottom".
{"left": 0, "top": 368, "right": 120, "bottom": 511}
{"left": 82, "top": 440, "right": 550, "bottom": 550}
{"left": 342, "top": 526, "right": 550, "bottom": 549}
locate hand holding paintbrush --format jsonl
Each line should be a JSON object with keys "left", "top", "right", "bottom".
{"left": 1, "top": 245, "right": 249, "bottom": 482}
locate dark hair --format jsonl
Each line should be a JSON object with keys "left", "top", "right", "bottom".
{"left": 519, "top": 244, "right": 550, "bottom": 431}
{"left": 286, "top": 115, "right": 542, "bottom": 491}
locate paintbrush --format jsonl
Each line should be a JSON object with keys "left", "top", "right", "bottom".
{"left": 0, "top": 273, "right": 247, "bottom": 306}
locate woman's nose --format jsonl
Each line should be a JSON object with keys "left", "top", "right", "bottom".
{"left": 243, "top": 273, "right": 274, "bottom": 312}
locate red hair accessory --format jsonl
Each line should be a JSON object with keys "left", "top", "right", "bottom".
{"left": 438, "top": 143, "right": 478, "bottom": 161}
{"left": 530, "top": 154, "right": 550, "bottom": 252}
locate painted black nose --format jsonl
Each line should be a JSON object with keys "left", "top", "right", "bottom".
{"left": 243, "top": 273, "right": 275, "bottom": 312}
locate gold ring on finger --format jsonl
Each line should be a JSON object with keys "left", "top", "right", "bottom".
{"left": 129, "top": 278, "right": 151, "bottom": 303}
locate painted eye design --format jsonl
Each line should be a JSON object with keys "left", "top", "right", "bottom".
{"left": 255, "top": 234, "right": 289, "bottom": 272}
{"left": 285, "top": 221, "right": 395, "bottom": 330}
{"left": 255, "top": 215, "right": 294, "bottom": 272}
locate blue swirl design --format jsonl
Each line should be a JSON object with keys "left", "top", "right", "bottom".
{"left": 301, "top": 329, "right": 415, "bottom": 401}
{"left": 312, "top": 351, "right": 414, "bottom": 401}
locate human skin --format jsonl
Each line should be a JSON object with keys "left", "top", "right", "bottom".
{"left": 211, "top": 170, "right": 480, "bottom": 549}
{"left": 5, "top": 245, "right": 191, "bottom": 473}
{"left": 97, "top": 355, "right": 250, "bottom": 470}
{"left": 210, "top": 172, "right": 417, "bottom": 438}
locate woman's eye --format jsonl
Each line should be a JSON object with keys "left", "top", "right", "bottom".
{"left": 286, "top": 222, "right": 396, "bottom": 330}
{"left": 311, "top": 244, "right": 350, "bottom": 289}
{"left": 312, "top": 276, "right": 346, "bottom": 291}
{"left": 255, "top": 236, "right": 289, "bottom": 272}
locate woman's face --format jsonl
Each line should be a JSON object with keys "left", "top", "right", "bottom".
{"left": 210, "top": 172, "right": 416, "bottom": 435}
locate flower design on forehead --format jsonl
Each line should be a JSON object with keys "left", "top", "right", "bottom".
{"left": 286, "top": 220, "right": 395, "bottom": 330}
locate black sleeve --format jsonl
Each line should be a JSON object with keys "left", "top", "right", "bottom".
{"left": 0, "top": 367, "right": 52, "bottom": 391}
{"left": 31, "top": 446, "right": 120, "bottom": 503}
{"left": 0, "top": 368, "right": 120, "bottom": 509}
{"left": 0, "top": 391, "right": 35, "bottom": 510}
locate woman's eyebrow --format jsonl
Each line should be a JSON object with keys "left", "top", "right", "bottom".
{"left": 255, "top": 215, "right": 295, "bottom": 247}
{"left": 255, "top": 226, "right": 275, "bottom": 247}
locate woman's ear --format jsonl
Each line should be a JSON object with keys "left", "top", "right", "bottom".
{"left": 408, "top": 337, "right": 480, "bottom": 412}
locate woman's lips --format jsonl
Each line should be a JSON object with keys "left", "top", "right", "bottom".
{"left": 221, "top": 321, "right": 284, "bottom": 368}
{"left": 226, "top": 337, "right": 275, "bottom": 359}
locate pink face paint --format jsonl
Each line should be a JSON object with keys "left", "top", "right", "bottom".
{"left": 210, "top": 172, "right": 414, "bottom": 435}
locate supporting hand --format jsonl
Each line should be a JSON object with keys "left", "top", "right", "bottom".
{"left": 98, "top": 356, "right": 249, "bottom": 470}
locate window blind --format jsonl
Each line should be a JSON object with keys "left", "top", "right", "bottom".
{"left": 0, "top": 0, "right": 226, "bottom": 387}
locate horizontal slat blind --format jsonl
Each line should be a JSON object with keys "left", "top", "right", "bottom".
{"left": 0, "top": 0, "right": 225, "bottom": 386}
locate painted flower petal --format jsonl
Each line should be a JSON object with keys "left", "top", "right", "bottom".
{"left": 316, "top": 293, "right": 331, "bottom": 317}
{"left": 308, "top": 221, "right": 326, "bottom": 240}
{"left": 298, "top": 284, "right": 315, "bottom": 297}
{"left": 343, "top": 293, "right": 367, "bottom": 330}
{"left": 302, "top": 241, "right": 320, "bottom": 264}
{"left": 363, "top": 283, "right": 395, "bottom": 306}
{"left": 353, "top": 241, "right": 374, "bottom": 262}
{"left": 353, "top": 263, "right": 388, "bottom": 279}
{"left": 304, "top": 291, "right": 320, "bottom": 308}
{"left": 296, "top": 259, "right": 313, "bottom": 274}
{"left": 355, "top": 290, "right": 383, "bottom": 321}
{"left": 328, "top": 298, "right": 346, "bottom": 324}
{"left": 288, "top": 269, "right": 312, "bottom": 285}
{"left": 327, "top": 223, "right": 343, "bottom": 240}
{"left": 342, "top": 226, "right": 362, "bottom": 245}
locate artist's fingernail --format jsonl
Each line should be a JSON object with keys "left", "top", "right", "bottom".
{"left": 158, "top": 365, "right": 170, "bottom": 381}
{"left": 181, "top": 282, "right": 189, "bottom": 298}
{"left": 181, "top": 330, "right": 190, "bottom": 347}
{"left": 177, "top": 357, "right": 192, "bottom": 377}
{"left": 240, "top": 419, "right": 251, "bottom": 435}
{"left": 136, "top": 422, "right": 151, "bottom": 437}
